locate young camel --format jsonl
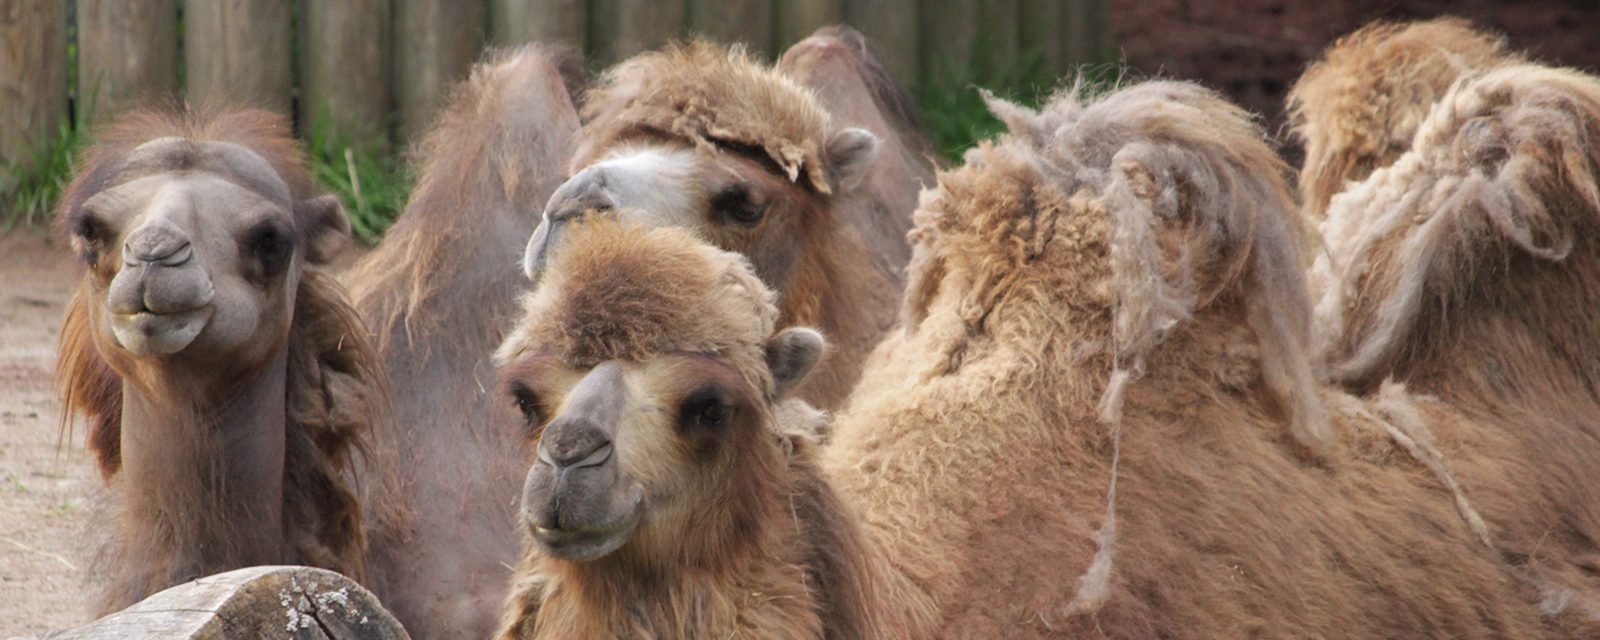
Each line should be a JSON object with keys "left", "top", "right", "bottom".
{"left": 1288, "top": 18, "right": 1517, "bottom": 218}
{"left": 493, "top": 82, "right": 1575, "bottom": 638}
{"left": 524, "top": 32, "right": 934, "bottom": 411}
{"left": 55, "top": 108, "right": 382, "bottom": 613}
{"left": 1310, "top": 63, "right": 1600, "bottom": 628}
{"left": 343, "top": 44, "right": 583, "bottom": 639}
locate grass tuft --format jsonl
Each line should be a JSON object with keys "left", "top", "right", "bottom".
{"left": 304, "top": 120, "right": 412, "bottom": 244}
{"left": 2, "top": 118, "right": 87, "bottom": 232}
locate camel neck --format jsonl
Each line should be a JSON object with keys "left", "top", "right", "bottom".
{"left": 115, "top": 349, "right": 289, "bottom": 596}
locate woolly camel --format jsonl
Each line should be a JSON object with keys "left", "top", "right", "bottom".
{"left": 1310, "top": 63, "right": 1600, "bottom": 629}
{"left": 342, "top": 44, "right": 583, "bottom": 639}
{"left": 1288, "top": 18, "right": 1517, "bottom": 218}
{"left": 524, "top": 31, "right": 934, "bottom": 411}
{"left": 55, "top": 108, "right": 382, "bottom": 614}
{"left": 491, "top": 82, "right": 1581, "bottom": 638}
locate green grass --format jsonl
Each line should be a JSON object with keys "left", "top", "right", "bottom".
{"left": 1, "top": 117, "right": 87, "bottom": 232}
{"left": 304, "top": 121, "right": 412, "bottom": 244}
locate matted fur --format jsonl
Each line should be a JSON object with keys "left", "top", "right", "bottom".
{"left": 576, "top": 39, "right": 836, "bottom": 193}
{"left": 53, "top": 107, "right": 382, "bottom": 610}
{"left": 1288, "top": 18, "right": 1517, "bottom": 218}
{"left": 818, "top": 80, "right": 1565, "bottom": 637}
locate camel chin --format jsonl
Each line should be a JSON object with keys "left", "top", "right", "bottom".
{"left": 109, "top": 306, "right": 213, "bottom": 356}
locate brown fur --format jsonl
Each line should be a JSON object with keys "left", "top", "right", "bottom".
{"left": 343, "top": 44, "right": 583, "bottom": 638}
{"left": 1310, "top": 63, "right": 1600, "bottom": 624}
{"left": 1288, "top": 18, "right": 1518, "bottom": 219}
{"left": 54, "top": 107, "right": 381, "bottom": 611}
{"left": 568, "top": 37, "right": 927, "bottom": 411}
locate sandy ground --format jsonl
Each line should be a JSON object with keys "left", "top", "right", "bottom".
{"left": 0, "top": 230, "right": 104, "bottom": 637}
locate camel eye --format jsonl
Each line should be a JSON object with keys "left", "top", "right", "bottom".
{"left": 243, "top": 221, "right": 292, "bottom": 275}
{"left": 510, "top": 383, "right": 544, "bottom": 427}
{"left": 680, "top": 388, "right": 734, "bottom": 433}
{"left": 712, "top": 186, "right": 766, "bottom": 225}
{"left": 71, "top": 211, "right": 111, "bottom": 261}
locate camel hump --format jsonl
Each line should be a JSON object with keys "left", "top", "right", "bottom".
{"left": 1313, "top": 64, "right": 1600, "bottom": 384}
{"left": 40, "top": 566, "right": 408, "bottom": 640}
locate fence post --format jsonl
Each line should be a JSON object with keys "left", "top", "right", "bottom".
{"left": 1021, "top": 0, "right": 1064, "bottom": 80}
{"left": 183, "top": 0, "right": 292, "bottom": 115}
{"left": 394, "top": 0, "right": 486, "bottom": 141}
{"left": 844, "top": 0, "right": 918, "bottom": 88}
{"left": 0, "top": 0, "right": 68, "bottom": 179}
{"left": 776, "top": 0, "right": 841, "bottom": 49}
{"left": 610, "top": 0, "right": 685, "bottom": 61}
{"left": 688, "top": 0, "right": 771, "bottom": 59}
{"left": 77, "top": 0, "right": 178, "bottom": 127}
{"left": 981, "top": 0, "right": 1020, "bottom": 82}
{"left": 491, "top": 0, "right": 587, "bottom": 50}
{"left": 921, "top": 0, "right": 978, "bottom": 82}
{"left": 301, "top": 0, "right": 391, "bottom": 144}
{"left": 1062, "top": 0, "right": 1109, "bottom": 67}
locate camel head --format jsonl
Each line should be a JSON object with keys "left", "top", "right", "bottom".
{"left": 61, "top": 110, "right": 348, "bottom": 379}
{"left": 496, "top": 220, "right": 824, "bottom": 565}
{"left": 522, "top": 41, "right": 879, "bottom": 290}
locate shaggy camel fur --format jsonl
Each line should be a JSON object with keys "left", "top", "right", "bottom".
{"left": 493, "top": 81, "right": 1580, "bottom": 638}
{"left": 343, "top": 44, "right": 582, "bottom": 639}
{"left": 55, "top": 108, "right": 381, "bottom": 613}
{"left": 1310, "top": 63, "right": 1600, "bottom": 626}
{"left": 1288, "top": 18, "right": 1517, "bottom": 218}
{"left": 528, "top": 35, "right": 932, "bottom": 411}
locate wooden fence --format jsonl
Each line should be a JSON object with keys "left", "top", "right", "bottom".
{"left": 0, "top": 0, "right": 1110, "bottom": 176}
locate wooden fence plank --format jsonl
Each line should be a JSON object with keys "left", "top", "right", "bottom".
{"left": 921, "top": 0, "right": 978, "bottom": 81}
{"left": 301, "top": 0, "right": 390, "bottom": 143}
{"left": 77, "top": 0, "right": 178, "bottom": 126}
{"left": 394, "top": 0, "right": 487, "bottom": 141}
{"left": 490, "top": 0, "right": 587, "bottom": 50}
{"left": 843, "top": 0, "right": 918, "bottom": 88}
{"left": 1062, "top": 0, "right": 1109, "bottom": 67}
{"left": 610, "top": 0, "right": 686, "bottom": 61}
{"left": 183, "top": 0, "right": 292, "bottom": 115}
{"left": 688, "top": 0, "right": 771, "bottom": 58}
{"left": 1020, "top": 0, "right": 1064, "bottom": 79}
{"left": 776, "top": 0, "right": 841, "bottom": 49}
{"left": 0, "top": 0, "right": 68, "bottom": 175}
{"left": 981, "top": 0, "right": 1020, "bottom": 81}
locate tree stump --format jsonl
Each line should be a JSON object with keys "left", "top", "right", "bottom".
{"left": 39, "top": 566, "right": 409, "bottom": 640}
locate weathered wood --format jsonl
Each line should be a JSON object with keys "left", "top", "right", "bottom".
{"left": 610, "top": 0, "right": 685, "bottom": 61}
{"left": 394, "top": 0, "right": 487, "bottom": 141}
{"left": 300, "top": 0, "right": 391, "bottom": 143}
{"left": 0, "top": 0, "right": 67, "bottom": 175}
{"left": 843, "top": 0, "right": 918, "bottom": 87}
{"left": 1062, "top": 0, "right": 1109, "bottom": 67}
{"left": 76, "top": 0, "right": 178, "bottom": 126}
{"left": 44, "top": 566, "right": 409, "bottom": 639}
{"left": 776, "top": 0, "right": 841, "bottom": 49}
{"left": 921, "top": 0, "right": 978, "bottom": 80}
{"left": 183, "top": 0, "right": 292, "bottom": 114}
{"left": 981, "top": 0, "right": 1020, "bottom": 81}
{"left": 490, "top": 0, "right": 587, "bottom": 49}
{"left": 1020, "top": 0, "right": 1064, "bottom": 78}
{"left": 688, "top": 0, "right": 771, "bottom": 58}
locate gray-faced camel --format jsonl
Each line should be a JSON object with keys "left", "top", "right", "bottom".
{"left": 491, "top": 81, "right": 1591, "bottom": 638}
{"left": 1310, "top": 62, "right": 1600, "bottom": 630}
{"left": 342, "top": 44, "right": 584, "bottom": 639}
{"left": 55, "top": 108, "right": 383, "bottom": 614}
{"left": 1288, "top": 18, "right": 1517, "bottom": 219}
{"left": 523, "top": 30, "right": 935, "bottom": 411}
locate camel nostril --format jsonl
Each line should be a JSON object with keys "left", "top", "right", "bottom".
{"left": 124, "top": 231, "right": 193, "bottom": 267}
{"left": 537, "top": 431, "right": 614, "bottom": 470}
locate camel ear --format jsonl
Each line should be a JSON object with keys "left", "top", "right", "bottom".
{"left": 825, "top": 127, "right": 880, "bottom": 193}
{"left": 298, "top": 194, "right": 351, "bottom": 264}
{"left": 766, "top": 327, "right": 826, "bottom": 398}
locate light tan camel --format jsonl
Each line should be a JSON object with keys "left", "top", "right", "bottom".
{"left": 55, "top": 108, "right": 382, "bottom": 613}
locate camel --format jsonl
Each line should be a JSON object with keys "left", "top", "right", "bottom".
{"left": 491, "top": 81, "right": 1583, "bottom": 638}
{"left": 342, "top": 44, "right": 583, "bottom": 638}
{"left": 1288, "top": 18, "right": 1517, "bottom": 219}
{"left": 523, "top": 30, "right": 935, "bottom": 411}
{"left": 1310, "top": 63, "right": 1600, "bottom": 628}
{"left": 54, "top": 108, "right": 383, "bottom": 614}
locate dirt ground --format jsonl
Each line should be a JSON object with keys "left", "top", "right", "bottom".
{"left": 0, "top": 230, "right": 104, "bottom": 636}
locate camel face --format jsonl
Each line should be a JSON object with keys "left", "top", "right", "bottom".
{"left": 65, "top": 137, "right": 348, "bottom": 368}
{"left": 498, "top": 221, "right": 824, "bottom": 565}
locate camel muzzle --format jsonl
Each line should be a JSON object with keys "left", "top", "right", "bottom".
{"left": 524, "top": 169, "right": 616, "bottom": 283}
{"left": 106, "top": 223, "right": 216, "bottom": 356}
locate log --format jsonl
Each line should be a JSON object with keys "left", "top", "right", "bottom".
{"left": 0, "top": 0, "right": 68, "bottom": 175}
{"left": 843, "top": 0, "right": 918, "bottom": 87}
{"left": 610, "top": 0, "right": 685, "bottom": 61}
{"left": 490, "top": 0, "right": 586, "bottom": 49}
{"left": 183, "top": 0, "right": 292, "bottom": 115}
{"left": 776, "top": 0, "right": 841, "bottom": 49}
{"left": 300, "top": 0, "right": 391, "bottom": 143}
{"left": 394, "top": 0, "right": 487, "bottom": 141}
{"left": 76, "top": 0, "right": 178, "bottom": 126}
{"left": 43, "top": 566, "right": 409, "bottom": 639}
{"left": 688, "top": 0, "right": 771, "bottom": 59}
